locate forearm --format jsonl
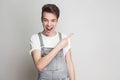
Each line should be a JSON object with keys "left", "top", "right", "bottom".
{"left": 67, "top": 61, "right": 75, "bottom": 80}
{"left": 66, "top": 50, "right": 75, "bottom": 80}
{"left": 36, "top": 45, "right": 61, "bottom": 71}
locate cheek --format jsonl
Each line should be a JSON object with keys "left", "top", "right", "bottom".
{"left": 53, "top": 22, "right": 57, "bottom": 26}
{"left": 43, "top": 22, "right": 47, "bottom": 26}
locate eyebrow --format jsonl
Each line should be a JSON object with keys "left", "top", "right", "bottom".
{"left": 43, "top": 18, "right": 47, "bottom": 20}
{"left": 43, "top": 18, "right": 57, "bottom": 21}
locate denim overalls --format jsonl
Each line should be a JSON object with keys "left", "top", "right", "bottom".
{"left": 38, "top": 32, "right": 69, "bottom": 80}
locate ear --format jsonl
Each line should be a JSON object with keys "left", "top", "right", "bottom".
{"left": 41, "top": 17, "right": 43, "bottom": 22}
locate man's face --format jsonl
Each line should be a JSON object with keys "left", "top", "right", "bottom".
{"left": 42, "top": 12, "right": 58, "bottom": 34}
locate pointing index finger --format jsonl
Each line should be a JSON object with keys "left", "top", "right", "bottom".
{"left": 66, "top": 33, "right": 74, "bottom": 39}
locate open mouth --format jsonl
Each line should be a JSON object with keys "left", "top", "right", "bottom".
{"left": 46, "top": 27, "right": 53, "bottom": 31}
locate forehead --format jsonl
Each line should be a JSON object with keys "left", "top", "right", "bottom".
{"left": 43, "top": 12, "right": 57, "bottom": 19}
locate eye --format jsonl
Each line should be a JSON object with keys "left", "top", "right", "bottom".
{"left": 51, "top": 19, "right": 57, "bottom": 22}
{"left": 43, "top": 19, "right": 48, "bottom": 22}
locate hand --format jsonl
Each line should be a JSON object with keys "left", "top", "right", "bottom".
{"left": 57, "top": 33, "right": 74, "bottom": 49}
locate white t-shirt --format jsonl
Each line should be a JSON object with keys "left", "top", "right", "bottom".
{"left": 29, "top": 32, "right": 71, "bottom": 56}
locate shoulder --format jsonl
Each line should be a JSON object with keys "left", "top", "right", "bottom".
{"left": 30, "top": 33, "right": 39, "bottom": 40}
{"left": 30, "top": 33, "right": 40, "bottom": 44}
{"left": 59, "top": 32, "right": 67, "bottom": 39}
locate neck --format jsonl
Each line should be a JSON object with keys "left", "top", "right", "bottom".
{"left": 42, "top": 31, "right": 57, "bottom": 37}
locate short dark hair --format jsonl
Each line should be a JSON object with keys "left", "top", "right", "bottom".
{"left": 41, "top": 4, "right": 60, "bottom": 20}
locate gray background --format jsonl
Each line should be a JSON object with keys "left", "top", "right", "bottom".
{"left": 0, "top": 0, "right": 120, "bottom": 80}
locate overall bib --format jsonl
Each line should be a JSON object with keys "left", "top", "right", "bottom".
{"left": 38, "top": 32, "right": 69, "bottom": 80}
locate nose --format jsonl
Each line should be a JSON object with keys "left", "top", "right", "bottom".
{"left": 47, "top": 21, "right": 51, "bottom": 26}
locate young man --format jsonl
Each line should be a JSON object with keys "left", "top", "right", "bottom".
{"left": 30, "top": 4, "right": 75, "bottom": 80}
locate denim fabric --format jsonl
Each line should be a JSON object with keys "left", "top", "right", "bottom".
{"left": 38, "top": 32, "right": 68, "bottom": 80}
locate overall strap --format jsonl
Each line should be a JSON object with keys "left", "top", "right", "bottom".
{"left": 58, "top": 32, "right": 62, "bottom": 40}
{"left": 38, "top": 32, "right": 44, "bottom": 48}
{"left": 58, "top": 32, "right": 64, "bottom": 52}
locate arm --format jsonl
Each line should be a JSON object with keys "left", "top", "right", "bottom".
{"left": 31, "top": 34, "right": 71, "bottom": 71}
{"left": 32, "top": 45, "right": 62, "bottom": 71}
{"left": 65, "top": 49, "right": 75, "bottom": 80}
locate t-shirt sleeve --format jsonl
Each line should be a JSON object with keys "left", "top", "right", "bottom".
{"left": 29, "top": 34, "right": 41, "bottom": 55}
{"left": 62, "top": 34, "right": 71, "bottom": 55}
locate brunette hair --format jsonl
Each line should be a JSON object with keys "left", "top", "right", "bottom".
{"left": 41, "top": 4, "right": 60, "bottom": 20}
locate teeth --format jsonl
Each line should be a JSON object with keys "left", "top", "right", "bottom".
{"left": 47, "top": 28, "right": 52, "bottom": 31}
